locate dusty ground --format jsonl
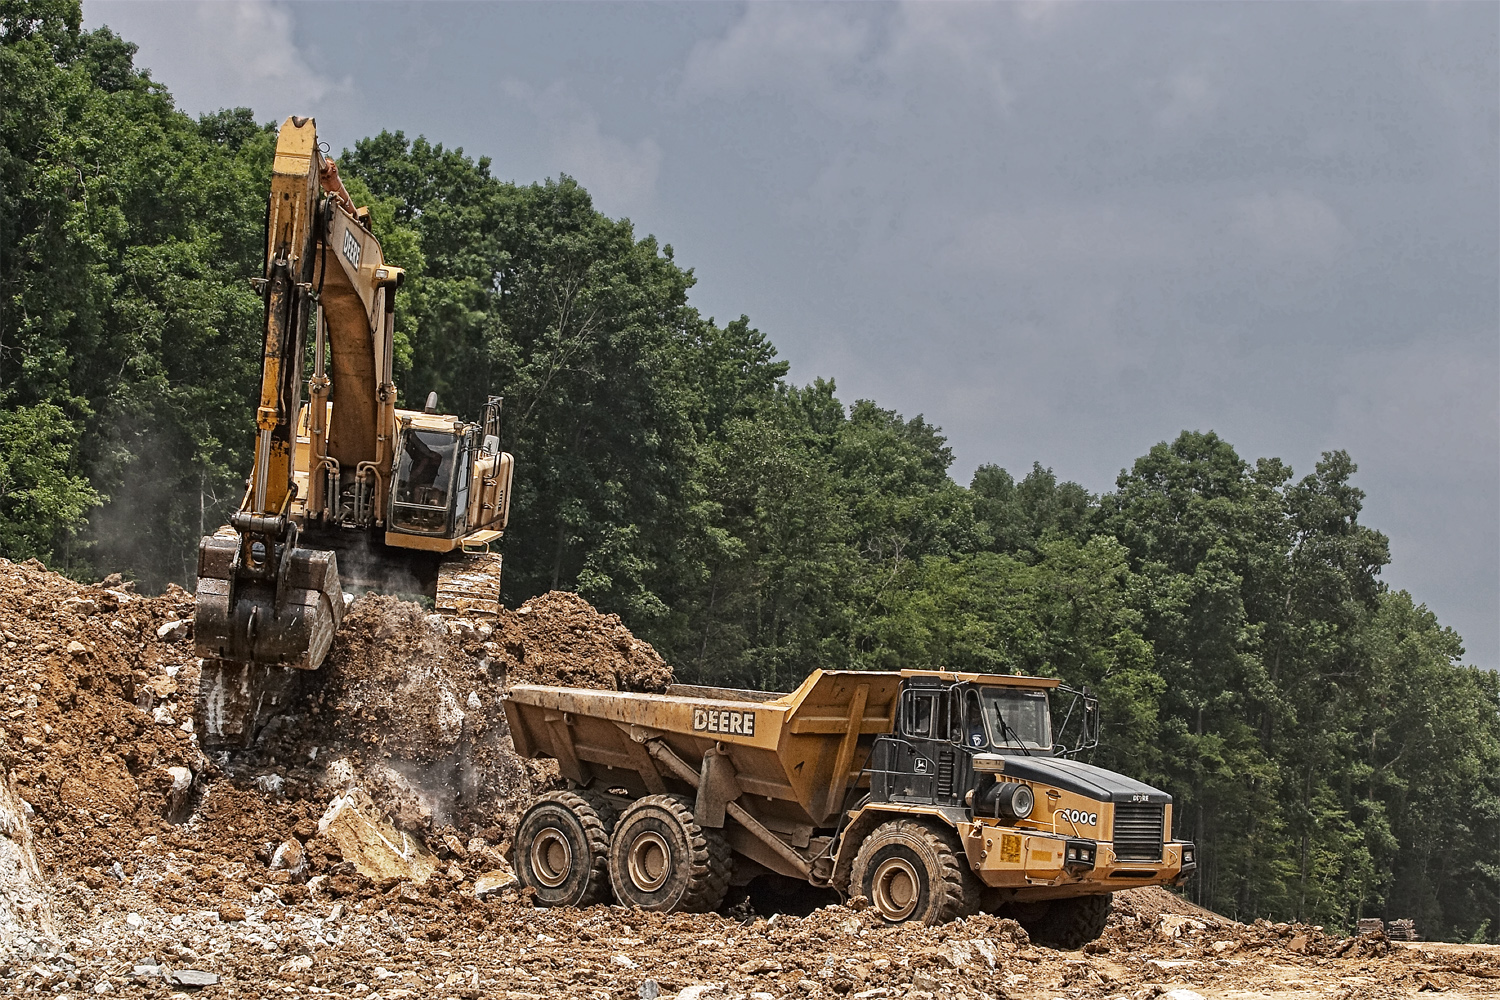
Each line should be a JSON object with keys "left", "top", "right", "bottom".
{"left": 3, "top": 557, "right": 1498, "bottom": 999}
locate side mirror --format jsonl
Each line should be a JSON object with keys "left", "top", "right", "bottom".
{"left": 482, "top": 434, "right": 500, "bottom": 455}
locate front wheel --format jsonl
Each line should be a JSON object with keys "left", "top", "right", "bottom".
{"left": 1021, "top": 893, "right": 1113, "bottom": 949}
{"left": 848, "top": 819, "right": 980, "bottom": 925}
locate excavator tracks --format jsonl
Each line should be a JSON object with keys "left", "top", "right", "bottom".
{"left": 436, "top": 551, "right": 504, "bottom": 618}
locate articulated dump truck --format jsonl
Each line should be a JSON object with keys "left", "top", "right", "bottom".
{"left": 502, "top": 669, "right": 1196, "bottom": 947}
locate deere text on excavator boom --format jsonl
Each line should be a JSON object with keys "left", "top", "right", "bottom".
{"left": 194, "top": 116, "right": 515, "bottom": 747}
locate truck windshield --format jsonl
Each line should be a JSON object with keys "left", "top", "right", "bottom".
{"left": 392, "top": 429, "right": 457, "bottom": 532}
{"left": 978, "top": 688, "right": 1052, "bottom": 752}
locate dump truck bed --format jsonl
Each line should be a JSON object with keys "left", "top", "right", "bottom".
{"left": 504, "top": 670, "right": 901, "bottom": 831}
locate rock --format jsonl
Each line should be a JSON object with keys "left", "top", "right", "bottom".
{"left": 218, "top": 903, "right": 245, "bottom": 922}
{"left": 675, "top": 987, "right": 722, "bottom": 1000}
{"left": 737, "top": 958, "right": 782, "bottom": 974}
{"left": 639, "top": 981, "right": 662, "bottom": 1000}
{"left": 270, "top": 839, "right": 306, "bottom": 875}
{"left": 168, "top": 969, "right": 220, "bottom": 987}
{"left": 935, "top": 941, "right": 972, "bottom": 968}
{"left": 164, "top": 766, "right": 194, "bottom": 819}
{"left": 66, "top": 640, "right": 89, "bottom": 657}
{"left": 1288, "top": 933, "right": 1309, "bottom": 953}
{"left": 971, "top": 938, "right": 999, "bottom": 968}
{"left": 473, "top": 864, "right": 518, "bottom": 898}
{"left": 1163, "top": 991, "right": 1205, "bottom": 1000}
{"left": 1211, "top": 939, "right": 1240, "bottom": 954}
{"left": 125, "top": 912, "right": 142, "bottom": 928}
{"left": 255, "top": 773, "right": 285, "bottom": 798}
{"left": 1158, "top": 914, "right": 1208, "bottom": 940}
{"left": 312, "top": 789, "right": 437, "bottom": 884}
{"left": 612, "top": 954, "right": 639, "bottom": 969}
{"left": 443, "top": 833, "right": 468, "bottom": 858}
{"left": 911, "top": 972, "right": 939, "bottom": 991}
{"left": 0, "top": 770, "right": 56, "bottom": 946}
{"left": 156, "top": 619, "right": 188, "bottom": 641}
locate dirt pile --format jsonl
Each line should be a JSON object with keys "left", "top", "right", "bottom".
{"left": 244, "top": 594, "right": 533, "bottom": 837}
{"left": 0, "top": 560, "right": 673, "bottom": 943}
{"left": 0, "top": 559, "right": 209, "bottom": 877}
{"left": 488, "top": 590, "right": 673, "bottom": 693}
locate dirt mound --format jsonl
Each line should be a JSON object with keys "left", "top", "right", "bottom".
{"left": 0, "top": 561, "right": 673, "bottom": 907}
{"left": 239, "top": 594, "right": 533, "bottom": 837}
{"left": 488, "top": 590, "right": 673, "bottom": 692}
{"left": 0, "top": 559, "right": 208, "bottom": 875}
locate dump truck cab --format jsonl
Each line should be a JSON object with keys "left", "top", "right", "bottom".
{"left": 841, "top": 670, "right": 1195, "bottom": 936}
{"left": 503, "top": 668, "right": 1195, "bottom": 947}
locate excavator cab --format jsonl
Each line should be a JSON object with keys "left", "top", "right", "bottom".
{"left": 391, "top": 423, "right": 468, "bottom": 535}
{"left": 387, "top": 394, "right": 510, "bottom": 542}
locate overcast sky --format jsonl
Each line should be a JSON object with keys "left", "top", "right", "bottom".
{"left": 83, "top": 1, "right": 1499, "bottom": 667}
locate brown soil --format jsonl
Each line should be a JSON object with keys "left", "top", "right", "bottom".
{"left": 488, "top": 590, "right": 674, "bottom": 693}
{"left": 4, "top": 557, "right": 1494, "bottom": 999}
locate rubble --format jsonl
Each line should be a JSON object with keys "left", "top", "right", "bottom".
{"left": 2, "top": 557, "right": 1498, "bottom": 997}
{"left": 313, "top": 789, "right": 438, "bottom": 884}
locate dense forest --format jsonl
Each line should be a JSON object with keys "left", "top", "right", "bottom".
{"left": 3, "top": 2, "right": 1497, "bottom": 940}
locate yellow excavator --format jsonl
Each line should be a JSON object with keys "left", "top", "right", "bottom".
{"left": 194, "top": 116, "right": 515, "bottom": 747}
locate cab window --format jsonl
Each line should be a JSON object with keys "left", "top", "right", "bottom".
{"left": 902, "top": 691, "right": 934, "bottom": 738}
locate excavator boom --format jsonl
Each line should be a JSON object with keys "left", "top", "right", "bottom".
{"left": 193, "top": 115, "right": 513, "bottom": 748}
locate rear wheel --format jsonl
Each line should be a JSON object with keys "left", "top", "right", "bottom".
{"left": 1020, "top": 892, "right": 1113, "bottom": 949}
{"left": 608, "top": 795, "right": 730, "bottom": 913}
{"left": 513, "top": 791, "right": 613, "bottom": 907}
{"left": 849, "top": 819, "right": 980, "bottom": 925}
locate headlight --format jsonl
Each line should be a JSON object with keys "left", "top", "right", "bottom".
{"left": 976, "top": 781, "right": 1035, "bottom": 820}
{"left": 1067, "top": 847, "right": 1077, "bottom": 860}
{"left": 1005, "top": 783, "right": 1035, "bottom": 819}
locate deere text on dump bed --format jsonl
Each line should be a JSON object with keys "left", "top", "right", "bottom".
{"left": 502, "top": 669, "right": 1196, "bottom": 947}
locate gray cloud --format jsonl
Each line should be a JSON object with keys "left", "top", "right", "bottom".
{"left": 82, "top": 1, "right": 1498, "bottom": 666}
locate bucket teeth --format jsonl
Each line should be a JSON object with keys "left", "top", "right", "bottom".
{"left": 192, "top": 532, "right": 346, "bottom": 747}
{"left": 194, "top": 537, "right": 345, "bottom": 670}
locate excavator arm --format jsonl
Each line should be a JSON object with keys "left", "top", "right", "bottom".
{"left": 194, "top": 116, "right": 403, "bottom": 728}
{"left": 193, "top": 115, "right": 511, "bottom": 747}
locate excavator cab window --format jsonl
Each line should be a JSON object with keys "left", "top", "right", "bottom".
{"left": 392, "top": 428, "right": 459, "bottom": 533}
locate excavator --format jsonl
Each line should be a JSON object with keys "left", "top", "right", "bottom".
{"left": 193, "top": 115, "right": 515, "bottom": 747}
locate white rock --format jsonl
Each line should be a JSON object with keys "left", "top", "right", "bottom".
{"left": 1164, "top": 991, "right": 1206, "bottom": 1000}
{"left": 1159, "top": 914, "right": 1208, "bottom": 939}
{"left": 970, "top": 938, "right": 999, "bottom": 968}
{"left": 610, "top": 953, "right": 638, "bottom": 969}
{"left": 674, "top": 987, "right": 722, "bottom": 1000}
{"left": 125, "top": 912, "right": 143, "bottom": 928}
{"left": 473, "top": 863, "right": 518, "bottom": 898}
{"left": 156, "top": 620, "right": 187, "bottom": 641}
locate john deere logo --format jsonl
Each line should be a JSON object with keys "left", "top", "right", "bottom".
{"left": 693, "top": 708, "right": 756, "bottom": 736}
{"left": 343, "top": 228, "right": 362, "bottom": 268}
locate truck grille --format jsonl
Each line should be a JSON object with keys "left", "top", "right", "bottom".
{"left": 1111, "top": 803, "right": 1164, "bottom": 861}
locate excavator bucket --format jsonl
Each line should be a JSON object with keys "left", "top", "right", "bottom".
{"left": 193, "top": 527, "right": 345, "bottom": 747}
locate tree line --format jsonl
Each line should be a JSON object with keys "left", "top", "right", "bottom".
{"left": 4, "top": 2, "right": 1497, "bottom": 939}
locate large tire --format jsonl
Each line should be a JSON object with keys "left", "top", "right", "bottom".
{"left": 1022, "top": 893, "right": 1113, "bottom": 949}
{"left": 608, "top": 795, "right": 731, "bottom": 913}
{"left": 849, "top": 819, "right": 981, "bottom": 925}
{"left": 513, "top": 791, "right": 614, "bottom": 908}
